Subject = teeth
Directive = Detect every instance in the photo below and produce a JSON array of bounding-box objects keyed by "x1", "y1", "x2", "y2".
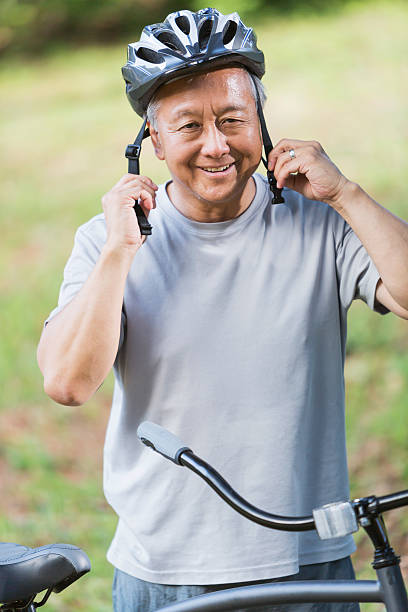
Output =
[{"x1": 203, "y1": 164, "x2": 231, "y2": 173}]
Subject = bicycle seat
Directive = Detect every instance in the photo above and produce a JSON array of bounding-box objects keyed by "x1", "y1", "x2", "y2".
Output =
[{"x1": 0, "y1": 542, "x2": 91, "y2": 604}]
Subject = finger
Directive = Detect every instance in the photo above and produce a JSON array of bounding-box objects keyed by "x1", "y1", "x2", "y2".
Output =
[
  {"x1": 273, "y1": 141, "x2": 319, "y2": 180},
  {"x1": 268, "y1": 138, "x2": 303, "y2": 158},
  {"x1": 268, "y1": 144, "x2": 298, "y2": 172},
  {"x1": 268, "y1": 139, "x2": 316, "y2": 170},
  {"x1": 273, "y1": 148, "x2": 302, "y2": 182},
  {"x1": 112, "y1": 173, "x2": 137, "y2": 189},
  {"x1": 115, "y1": 174, "x2": 159, "y2": 191},
  {"x1": 125, "y1": 174, "x2": 159, "y2": 190},
  {"x1": 122, "y1": 176, "x2": 159, "y2": 193},
  {"x1": 138, "y1": 201, "x2": 152, "y2": 224},
  {"x1": 137, "y1": 188, "x2": 156, "y2": 211},
  {"x1": 274, "y1": 158, "x2": 302, "y2": 189},
  {"x1": 120, "y1": 183, "x2": 157, "y2": 207}
]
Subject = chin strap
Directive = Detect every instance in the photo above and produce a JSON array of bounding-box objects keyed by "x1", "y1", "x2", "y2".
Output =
[
  {"x1": 125, "y1": 117, "x2": 153, "y2": 235},
  {"x1": 252, "y1": 77, "x2": 285, "y2": 205}
]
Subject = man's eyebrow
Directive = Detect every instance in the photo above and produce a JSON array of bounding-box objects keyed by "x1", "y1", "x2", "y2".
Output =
[
  {"x1": 221, "y1": 104, "x2": 249, "y2": 112},
  {"x1": 171, "y1": 110, "x2": 197, "y2": 120},
  {"x1": 171, "y1": 104, "x2": 248, "y2": 120}
]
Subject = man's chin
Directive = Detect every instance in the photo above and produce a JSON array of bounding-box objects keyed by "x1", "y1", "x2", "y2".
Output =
[
  {"x1": 168, "y1": 173, "x2": 256, "y2": 217},
  {"x1": 195, "y1": 180, "x2": 248, "y2": 206}
]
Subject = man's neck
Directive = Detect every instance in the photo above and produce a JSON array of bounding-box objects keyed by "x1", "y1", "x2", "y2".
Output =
[{"x1": 166, "y1": 177, "x2": 256, "y2": 223}]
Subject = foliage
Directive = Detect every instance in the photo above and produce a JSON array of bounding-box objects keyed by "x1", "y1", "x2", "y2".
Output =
[
  {"x1": 0, "y1": 0, "x2": 189, "y2": 55},
  {"x1": 0, "y1": 0, "x2": 387, "y2": 56}
]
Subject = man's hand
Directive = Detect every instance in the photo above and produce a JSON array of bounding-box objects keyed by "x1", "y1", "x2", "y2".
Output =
[
  {"x1": 268, "y1": 139, "x2": 349, "y2": 207},
  {"x1": 102, "y1": 174, "x2": 158, "y2": 253}
]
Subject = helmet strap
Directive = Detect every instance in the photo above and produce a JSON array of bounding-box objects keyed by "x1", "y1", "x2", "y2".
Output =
[
  {"x1": 252, "y1": 78, "x2": 285, "y2": 205},
  {"x1": 125, "y1": 117, "x2": 153, "y2": 235}
]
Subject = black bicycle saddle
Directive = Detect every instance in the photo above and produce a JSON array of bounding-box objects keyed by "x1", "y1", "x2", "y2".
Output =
[{"x1": 0, "y1": 542, "x2": 91, "y2": 604}]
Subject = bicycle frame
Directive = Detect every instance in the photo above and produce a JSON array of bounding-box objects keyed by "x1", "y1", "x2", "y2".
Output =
[{"x1": 156, "y1": 566, "x2": 406, "y2": 610}]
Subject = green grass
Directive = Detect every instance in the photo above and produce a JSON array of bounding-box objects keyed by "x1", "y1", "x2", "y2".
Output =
[{"x1": 1, "y1": 2, "x2": 408, "y2": 610}]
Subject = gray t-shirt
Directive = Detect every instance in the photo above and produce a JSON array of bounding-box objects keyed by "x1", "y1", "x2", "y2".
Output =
[{"x1": 47, "y1": 173, "x2": 386, "y2": 585}]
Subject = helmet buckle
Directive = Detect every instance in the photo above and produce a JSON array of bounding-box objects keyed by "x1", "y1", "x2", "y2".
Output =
[
  {"x1": 125, "y1": 144, "x2": 141, "y2": 160},
  {"x1": 267, "y1": 170, "x2": 285, "y2": 205}
]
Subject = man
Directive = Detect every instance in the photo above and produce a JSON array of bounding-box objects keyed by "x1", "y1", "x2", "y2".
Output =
[{"x1": 37, "y1": 8, "x2": 408, "y2": 611}]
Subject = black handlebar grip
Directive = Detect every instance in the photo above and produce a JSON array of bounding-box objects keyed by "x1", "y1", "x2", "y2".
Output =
[{"x1": 137, "y1": 422, "x2": 192, "y2": 464}]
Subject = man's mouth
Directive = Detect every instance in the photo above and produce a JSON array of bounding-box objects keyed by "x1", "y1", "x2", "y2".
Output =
[{"x1": 199, "y1": 163, "x2": 234, "y2": 174}]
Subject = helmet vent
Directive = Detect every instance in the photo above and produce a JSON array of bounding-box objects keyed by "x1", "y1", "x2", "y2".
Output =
[
  {"x1": 223, "y1": 21, "x2": 237, "y2": 45},
  {"x1": 136, "y1": 47, "x2": 163, "y2": 65},
  {"x1": 175, "y1": 15, "x2": 190, "y2": 35},
  {"x1": 198, "y1": 18, "x2": 214, "y2": 51},
  {"x1": 156, "y1": 31, "x2": 186, "y2": 54}
]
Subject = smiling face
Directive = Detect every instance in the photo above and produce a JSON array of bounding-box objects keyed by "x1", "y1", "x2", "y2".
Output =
[{"x1": 149, "y1": 67, "x2": 263, "y2": 222}]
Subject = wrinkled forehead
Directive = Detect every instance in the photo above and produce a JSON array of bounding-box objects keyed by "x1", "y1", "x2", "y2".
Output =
[{"x1": 154, "y1": 66, "x2": 255, "y2": 114}]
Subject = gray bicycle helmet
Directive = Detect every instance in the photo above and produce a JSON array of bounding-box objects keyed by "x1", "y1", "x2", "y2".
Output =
[{"x1": 122, "y1": 7, "x2": 265, "y2": 117}]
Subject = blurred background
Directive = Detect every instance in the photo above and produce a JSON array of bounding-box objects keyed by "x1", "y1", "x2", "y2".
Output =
[{"x1": 0, "y1": 0, "x2": 407, "y2": 610}]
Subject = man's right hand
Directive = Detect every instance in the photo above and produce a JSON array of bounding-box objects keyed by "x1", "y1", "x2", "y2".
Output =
[{"x1": 102, "y1": 173, "x2": 158, "y2": 253}]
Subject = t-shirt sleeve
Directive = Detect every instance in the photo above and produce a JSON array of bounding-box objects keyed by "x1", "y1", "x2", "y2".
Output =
[
  {"x1": 44, "y1": 220, "x2": 126, "y2": 349},
  {"x1": 335, "y1": 221, "x2": 389, "y2": 315}
]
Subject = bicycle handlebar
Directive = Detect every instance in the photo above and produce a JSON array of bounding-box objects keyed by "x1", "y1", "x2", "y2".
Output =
[
  {"x1": 366, "y1": 490, "x2": 408, "y2": 514},
  {"x1": 137, "y1": 421, "x2": 408, "y2": 536},
  {"x1": 137, "y1": 421, "x2": 316, "y2": 531}
]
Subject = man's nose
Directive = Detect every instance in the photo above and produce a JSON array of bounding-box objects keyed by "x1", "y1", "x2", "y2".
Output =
[{"x1": 200, "y1": 124, "x2": 230, "y2": 157}]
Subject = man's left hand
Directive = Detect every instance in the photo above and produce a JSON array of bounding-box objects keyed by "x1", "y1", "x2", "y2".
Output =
[{"x1": 268, "y1": 139, "x2": 349, "y2": 206}]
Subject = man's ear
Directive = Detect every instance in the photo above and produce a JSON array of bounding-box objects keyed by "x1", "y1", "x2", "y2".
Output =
[{"x1": 148, "y1": 122, "x2": 165, "y2": 161}]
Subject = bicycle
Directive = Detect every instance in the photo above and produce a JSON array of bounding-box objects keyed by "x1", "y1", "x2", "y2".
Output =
[
  {"x1": 0, "y1": 542, "x2": 90, "y2": 611},
  {"x1": 137, "y1": 421, "x2": 408, "y2": 612}
]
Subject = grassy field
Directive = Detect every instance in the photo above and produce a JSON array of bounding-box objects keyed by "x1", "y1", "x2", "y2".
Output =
[{"x1": 0, "y1": 1, "x2": 407, "y2": 610}]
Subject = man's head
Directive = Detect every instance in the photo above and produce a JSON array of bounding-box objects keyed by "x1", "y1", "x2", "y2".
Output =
[
  {"x1": 147, "y1": 66, "x2": 263, "y2": 215},
  {"x1": 122, "y1": 8, "x2": 284, "y2": 210}
]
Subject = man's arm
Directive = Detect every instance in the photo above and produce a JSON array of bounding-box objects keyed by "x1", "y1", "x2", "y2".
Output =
[
  {"x1": 37, "y1": 173, "x2": 158, "y2": 406},
  {"x1": 329, "y1": 181, "x2": 408, "y2": 318},
  {"x1": 268, "y1": 139, "x2": 408, "y2": 319},
  {"x1": 37, "y1": 245, "x2": 134, "y2": 405}
]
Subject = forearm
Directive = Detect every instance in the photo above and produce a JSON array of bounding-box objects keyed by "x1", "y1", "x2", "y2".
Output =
[
  {"x1": 328, "y1": 181, "x2": 408, "y2": 310},
  {"x1": 38, "y1": 245, "x2": 134, "y2": 405}
]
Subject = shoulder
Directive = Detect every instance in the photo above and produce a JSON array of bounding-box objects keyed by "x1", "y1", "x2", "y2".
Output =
[
  {"x1": 71, "y1": 213, "x2": 107, "y2": 258},
  {"x1": 76, "y1": 212, "x2": 106, "y2": 236},
  {"x1": 256, "y1": 176, "x2": 347, "y2": 243}
]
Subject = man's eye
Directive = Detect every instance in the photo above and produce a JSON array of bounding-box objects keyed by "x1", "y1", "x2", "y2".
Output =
[{"x1": 181, "y1": 122, "x2": 199, "y2": 130}]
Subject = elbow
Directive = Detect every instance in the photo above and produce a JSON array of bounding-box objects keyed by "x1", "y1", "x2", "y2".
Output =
[
  {"x1": 43, "y1": 376, "x2": 91, "y2": 406},
  {"x1": 38, "y1": 341, "x2": 101, "y2": 406}
]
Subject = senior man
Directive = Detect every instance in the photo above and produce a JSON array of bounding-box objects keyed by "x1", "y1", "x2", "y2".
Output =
[{"x1": 37, "y1": 8, "x2": 408, "y2": 612}]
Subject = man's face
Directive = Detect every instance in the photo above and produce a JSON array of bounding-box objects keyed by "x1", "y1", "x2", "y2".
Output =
[{"x1": 150, "y1": 67, "x2": 262, "y2": 216}]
